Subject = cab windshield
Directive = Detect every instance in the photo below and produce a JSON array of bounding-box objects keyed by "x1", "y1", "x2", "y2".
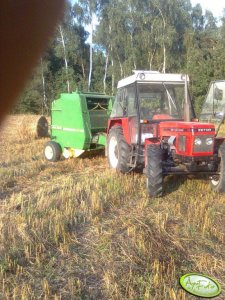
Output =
[{"x1": 138, "y1": 83, "x2": 193, "y2": 120}]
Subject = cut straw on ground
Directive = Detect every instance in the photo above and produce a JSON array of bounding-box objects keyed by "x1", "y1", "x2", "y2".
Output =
[{"x1": 0, "y1": 115, "x2": 224, "y2": 299}]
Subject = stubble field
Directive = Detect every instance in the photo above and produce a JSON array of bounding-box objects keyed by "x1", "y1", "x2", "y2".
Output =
[{"x1": 0, "y1": 115, "x2": 224, "y2": 299}]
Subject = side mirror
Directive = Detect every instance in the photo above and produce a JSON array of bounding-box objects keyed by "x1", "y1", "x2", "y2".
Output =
[{"x1": 214, "y1": 87, "x2": 223, "y2": 101}]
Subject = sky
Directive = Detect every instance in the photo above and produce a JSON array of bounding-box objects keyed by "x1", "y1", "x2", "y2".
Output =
[
  {"x1": 71, "y1": 0, "x2": 225, "y2": 19},
  {"x1": 71, "y1": 0, "x2": 224, "y2": 43},
  {"x1": 190, "y1": 0, "x2": 224, "y2": 18}
]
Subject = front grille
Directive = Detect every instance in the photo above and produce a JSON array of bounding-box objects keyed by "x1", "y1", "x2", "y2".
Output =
[
  {"x1": 178, "y1": 135, "x2": 186, "y2": 152},
  {"x1": 193, "y1": 135, "x2": 214, "y2": 153}
]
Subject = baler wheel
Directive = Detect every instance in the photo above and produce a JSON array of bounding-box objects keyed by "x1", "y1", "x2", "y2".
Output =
[
  {"x1": 107, "y1": 126, "x2": 132, "y2": 173},
  {"x1": 44, "y1": 141, "x2": 62, "y2": 162},
  {"x1": 210, "y1": 143, "x2": 225, "y2": 193},
  {"x1": 146, "y1": 144, "x2": 163, "y2": 197}
]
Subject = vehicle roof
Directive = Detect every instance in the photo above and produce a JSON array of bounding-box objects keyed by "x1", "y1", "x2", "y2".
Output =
[
  {"x1": 117, "y1": 70, "x2": 189, "y2": 88},
  {"x1": 211, "y1": 80, "x2": 225, "y2": 83}
]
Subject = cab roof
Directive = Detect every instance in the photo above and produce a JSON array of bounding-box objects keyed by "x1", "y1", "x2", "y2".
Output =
[{"x1": 117, "y1": 70, "x2": 189, "y2": 88}]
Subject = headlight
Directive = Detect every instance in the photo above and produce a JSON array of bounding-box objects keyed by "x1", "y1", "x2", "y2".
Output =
[
  {"x1": 193, "y1": 135, "x2": 214, "y2": 153},
  {"x1": 206, "y1": 137, "x2": 213, "y2": 145},
  {"x1": 194, "y1": 138, "x2": 202, "y2": 146}
]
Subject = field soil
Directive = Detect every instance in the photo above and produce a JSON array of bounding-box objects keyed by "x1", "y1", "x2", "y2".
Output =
[{"x1": 0, "y1": 115, "x2": 224, "y2": 299}]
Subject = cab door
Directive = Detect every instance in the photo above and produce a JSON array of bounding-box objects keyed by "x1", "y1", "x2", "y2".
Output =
[{"x1": 125, "y1": 84, "x2": 139, "y2": 144}]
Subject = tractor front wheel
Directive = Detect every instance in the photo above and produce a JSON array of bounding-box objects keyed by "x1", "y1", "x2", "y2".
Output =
[
  {"x1": 210, "y1": 143, "x2": 225, "y2": 193},
  {"x1": 146, "y1": 144, "x2": 163, "y2": 197},
  {"x1": 107, "y1": 126, "x2": 132, "y2": 173},
  {"x1": 44, "y1": 141, "x2": 62, "y2": 162}
]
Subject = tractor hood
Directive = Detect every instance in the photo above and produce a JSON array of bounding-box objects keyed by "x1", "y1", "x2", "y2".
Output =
[
  {"x1": 159, "y1": 121, "x2": 215, "y2": 135},
  {"x1": 159, "y1": 121, "x2": 216, "y2": 156}
]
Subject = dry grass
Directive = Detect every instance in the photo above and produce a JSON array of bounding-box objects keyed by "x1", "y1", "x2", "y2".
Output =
[{"x1": 0, "y1": 115, "x2": 224, "y2": 299}]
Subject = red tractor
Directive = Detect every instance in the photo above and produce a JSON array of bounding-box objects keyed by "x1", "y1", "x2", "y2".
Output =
[{"x1": 106, "y1": 71, "x2": 225, "y2": 197}]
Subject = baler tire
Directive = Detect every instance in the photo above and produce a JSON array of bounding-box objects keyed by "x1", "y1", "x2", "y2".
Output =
[
  {"x1": 107, "y1": 126, "x2": 132, "y2": 173},
  {"x1": 210, "y1": 143, "x2": 225, "y2": 193},
  {"x1": 146, "y1": 144, "x2": 163, "y2": 197},
  {"x1": 44, "y1": 141, "x2": 62, "y2": 162}
]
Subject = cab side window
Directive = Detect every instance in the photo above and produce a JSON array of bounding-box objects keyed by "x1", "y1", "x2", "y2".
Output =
[
  {"x1": 111, "y1": 85, "x2": 137, "y2": 118},
  {"x1": 111, "y1": 88, "x2": 125, "y2": 117},
  {"x1": 126, "y1": 85, "x2": 137, "y2": 116}
]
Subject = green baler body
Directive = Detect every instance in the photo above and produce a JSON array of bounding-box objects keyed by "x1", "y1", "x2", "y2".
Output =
[{"x1": 51, "y1": 92, "x2": 113, "y2": 151}]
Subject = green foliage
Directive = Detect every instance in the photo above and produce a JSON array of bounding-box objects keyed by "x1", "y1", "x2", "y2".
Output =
[{"x1": 15, "y1": 0, "x2": 225, "y2": 115}]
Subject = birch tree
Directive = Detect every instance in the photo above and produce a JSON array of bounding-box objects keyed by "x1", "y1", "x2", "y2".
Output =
[
  {"x1": 40, "y1": 58, "x2": 48, "y2": 115},
  {"x1": 74, "y1": 0, "x2": 99, "y2": 91},
  {"x1": 59, "y1": 25, "x2": 70, "y2": 93}
]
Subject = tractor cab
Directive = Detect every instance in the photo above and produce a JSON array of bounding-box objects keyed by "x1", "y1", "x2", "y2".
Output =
[
  {"x1": 109, "y1": 71, "x2": 195, "y2": 145},
  {"x1": 107, "y1": 71, "x2": 225, "y2": 197},
  {"x1": 200, "y1": 80, "x2": 225, "y2": 136},
  {"x1": 112, "y1": 72, "x2": 194, "y2": 121}
]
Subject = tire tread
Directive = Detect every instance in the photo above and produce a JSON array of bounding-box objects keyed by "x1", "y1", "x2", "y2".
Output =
[
  {"x1": 107, "y1": 126, "x2": 132, "y2": 173},
  {"x1": 210, "y1": 142, "x2": 225, "y2": 193},
  {"x1": 146, "y1": 144, "x2": 163, "y2": 197},
  {"x1": 44, "y1": 141, "x2": 61, "y2": 162}
]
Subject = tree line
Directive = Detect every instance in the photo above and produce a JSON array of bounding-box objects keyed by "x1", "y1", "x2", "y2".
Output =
[{"x1": 14, "y1": 0, "x2": 225, "y2": 115}]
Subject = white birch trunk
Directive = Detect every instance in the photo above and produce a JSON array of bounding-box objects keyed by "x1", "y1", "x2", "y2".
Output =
[
  {"x1": 103, "y1": 52, "x2": 109, "y2": 93},
  {"x1": 163, "y1": 44, "x2": 166, "y2": 73},
  {"x1": 116, "y1": 52, "x2": 123, "y2": 77},
  {"x1": 148, "y1": 52, "x2": 152, "y2": 71},
  {"x1": 128, "y1": 0, "x2": 136, "y2": 69},
  {"x1": 153, "y1": 5, "x2": 166, "y2": 73},
  {"x1": 59, "y1": 25, "x2": 70, "y2": 93},
  {"x1": 88, "y1": 13, "x2": 94, "y2": 91},
  {"x1": 108, "y1": 25, "x2": 114, "y2": 94},
  {"x1": 40, "y1": 58, "x2": 48, "y2": 115},
  {"x1": 81, "y1": 60, "x2": 85, "y2": 79},
  {"x1": 130, "y1": 33, "x2": 136, "y2": 70},
  {"x1": 111, "y1": 55, "x2": 114, "y2": 94},
  {"x1": 150, "y1": 47, "x2": 157, "y2": 70}
]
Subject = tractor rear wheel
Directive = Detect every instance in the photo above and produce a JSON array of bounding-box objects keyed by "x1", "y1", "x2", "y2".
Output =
[
  {"x1": 146, "y1": 144, "x2": 163, "y2": 197},
  {"x1": 107, "y1": 126, "x2": 132, "y2": 173},
  {"x1": 210, "y1": 143, "x2": 225, "y2": 193},
  {"x1": 44, "y1": 141, "x2": 62, "y2": 162}
]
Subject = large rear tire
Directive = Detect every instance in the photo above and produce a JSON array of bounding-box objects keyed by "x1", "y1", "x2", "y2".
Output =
[
  {"x1": 44, "y1": 141, "x2": 62, "y2": 162},
  {"x1": 210, "y1": 143, "x2": 225, "y2": 193},
  {"x1": 146, "y1": 144, "x2": 163, "y2": 197},
  {"x1": 107, "y1": 126, "x2": 132, "y2": 173}
]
